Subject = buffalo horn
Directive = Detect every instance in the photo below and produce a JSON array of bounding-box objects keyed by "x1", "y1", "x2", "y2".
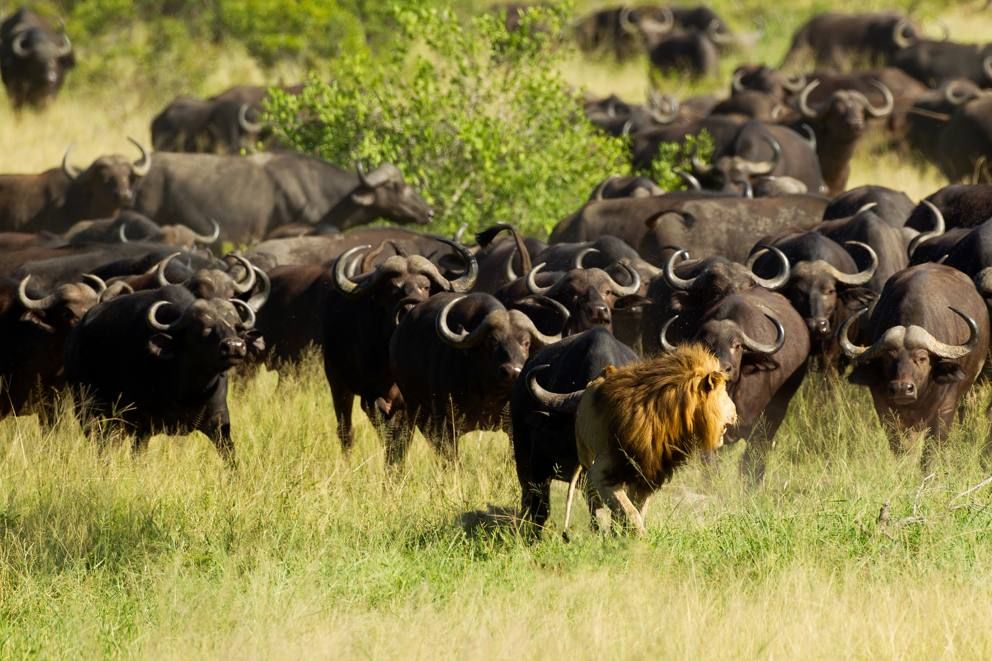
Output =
[
  {"x1": 435, "y1": 237, "x2": 478, "y2": 293},
  {"x1": 664, "y1": 249, "x2": 699, "y2": 290},
  {"x1": 740, "y1": 308, "x2": 786, "y2": 354},
  {"x1": 797, "y1": 80, "x2": 822, "y2": 119},
  {"x1": 515, "y1": 311, "x2": 564, "y2": 347},
  {"x1": 731, "y1": 69, "x2": 747, "y2": 93},
  {"x1": 56, "y1": 31, "x2": 72, "y2": 57},
  {"x1": 830, "y1": 241, "x2": 877, "y2": 285},
  {"x1": 574, "y1": 247, "x2": 597, "y2": 269},
  {"x1": 984, "y1": 56, "x2": 992, "y2": 84},
  {"x1": 17, "y1": 275, "x2": 57, "y2": 311},
  {"x1": 527, "y1": 364, "x2": 585, "y2": 412},
  {"x1": 606, "y1": 260, "x2": 642, "y2": 296},
  {"x1": 837, "y1": 307, "x2": 870, "y2": 359},
  {"x1": 783, "y1": 73, "x2": 807, "y2": 93},
  {"x1": 526, "y1": 263, "x2": 556, "y2": 296},
  {"x1": 128, "y1": 137, "x2": 152, "y2": 177},
  {"x1": 674, "y1": 168, "x2": 702, "y2": 191},
  {"x1": 743, "y1": 134, "x2": 781, "y2": 175},
  {"x1": 945, "y1": 80, "x2": 973, "y2": 105},
  {"x1": 332, "y1": 244, "x2": 372, "y2": 295},
  {"x1": 922, "y1": 307, "x2": 980, "y2": 359},
  {"x1": 61, "y1": 145, "x2": 81, "y2": 181},
  {"x1": 238, "y1": 104, "x2": 264, "y2": 133},
  {"x1": 593, "y1": 175, "x2": 618, "y2": 201},
  {"x1": 246, "y1": 267, "x2": 270, "y2": 312},
  {"x1": 156, "y1": 252, "x2": 184, "y2": 287},
  {"x1": 118, "y1": 221, "x2": 131, "y2": 243},
  {"x1": 193, "y1": 219, "x2": 221, "y2": 244},
  {"x1": 146, "y1": 301, "x2": 177, "y2": 332},
  {"x1": 864, "y1": 80, "x2": 895, "y2": 118},
  {"x1": 646, "y1": 91, "x2": 680, "y2": 124},
  {"x1": 892, "y1": 17, "x2": 915, "y2": 49},
  {"x1": 435, "y1": 296, "x2": 484, "y2": 348},
  {"x1": 618, "y1": 7, "x2": 638, "y2": 35},
  {"x1": 746, "y1": 245, "x2": 791, "y2": 290},
  {"x1": 11, "y1": 31, "x2": 30, "y2": 58},
  {"x1": 707, "y1": 18, "x2": 734, "y2": 45},
  {"x1": 659, "y1": 314, "x2": 679, "y2": 352},
  {"x1": 227, "y1": 254, "x2": 257, "y2": 294},
  {"x1": 81, "y1": 273, "x2": 107, "y2": 294},
  {"x1": 907, "y1": 200, "x2": 946, "y2": 258},
  {"x1": 799, "y1": 123, "x2": 817, "y2": 151}
]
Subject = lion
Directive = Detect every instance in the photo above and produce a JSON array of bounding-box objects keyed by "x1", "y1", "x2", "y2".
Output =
[{"x1": 562, "y1": 343, "x2": 737, "y2": 536}]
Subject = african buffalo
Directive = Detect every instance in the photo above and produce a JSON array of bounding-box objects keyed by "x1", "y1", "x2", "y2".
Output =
[
  {"x1": 782, "y1": 12, "x2": 920, "y2": 70},
  {"x1": 905, "y1": 185, "x2": 992, "y2": 232},
  {"x1": 0, "y1": 139, "x2": 151, "y2": 234},
  {"x1": 132, "y1": 154, "x2": 432, "y2": 243},
  {"x1": 0, "y1": 8, "x2": 73, "y2": 109},
  {"x1": 840, "y1": 264, "x2": 989, "y2": 465},
  {"x1": 823, "y1": 185, "x2": 916, "y2": 228},
  {"x1": 891, "y1": 40, "x2": 992, "y2": 88}
]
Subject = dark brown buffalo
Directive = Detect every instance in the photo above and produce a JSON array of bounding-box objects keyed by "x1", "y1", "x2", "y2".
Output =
[
  {"x1": 471, "y1": 223, "x2": 545, "y2": 294},
  {"x1": 387, "y1": 292, "x2": 561, "y2": 463},
  {"x1": 0, "y1": 139, "x2": 151, "y2": 234},
  {"x1": 782, "y1": 12, "x2": 921, "y2": 70},
  {"x1": 639, "y1": 247, "x2": 791, "y2": 356},
  {"x1": 934, "y1": 95, "x2": 992, "y2": 184},
  {"x1": 802, "y1": 68, "x2": 928, "y2": 137},
  {"x1": 905, "y1": 185, "x2": 992, "y2": 232},
  {"x1": 751, "y1": 232, "x2": 878, "y2": 363},
  {"x1": 646, "y1": 30, "x2": 720, "y2": 80},
  {"x1": 823, "y1": 185, "x2": 916, "y2": 229},
  {"x1": 0, "y1": 273, "x2": 112, "y2": 418},
  {"x1": 730, "y1": 65, "x2": 808, "y2": 100},
  {"x1": 0, "y1": 8, "x2": 74, "y2": 110},
  {"x1": 840, "y1": 264, "x2": 989, "y2": 465},
  {"x1": 321, "y1": 243, "x2": 477, "y2": 451},
  {"x1": 588, "y1": 175, "x2": 664, "y2": 200},
  {"x1": 905, "y1": 80, "x2": 982, "y2": 165},
  {"x1": 67, "y1": 212, "x2": 221, "y2": 249},
  {"x1": 794, "y1": 79, "x2": 895, "y2": 194},
  {"x1": 511, "y1": 328, "x2": 639, "y2": 531},
  {"x1": 892, "y1": 40, "x2": 992, "y2": 89},
  {"x1": 65, "y1": 286, "x2": 262, "y2": 462},
  {"x1": 932, "y1": 220, "x2": 992, "y2": 304},
  {"x1": 660, "y1": 287, "x2": 810, "y2": 482},
  {"x1": 550, "y1": 193, "x2": 828, "y2": 266}
]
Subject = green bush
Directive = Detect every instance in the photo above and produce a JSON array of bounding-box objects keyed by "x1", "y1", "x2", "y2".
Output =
[{"x1": 267, "y1": 4, "x2": 638, "y2": 238}]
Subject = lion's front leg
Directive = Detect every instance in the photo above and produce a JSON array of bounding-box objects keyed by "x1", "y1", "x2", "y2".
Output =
[{"x1": 587, "y1": 459, "x2": 646, "y2": 535}]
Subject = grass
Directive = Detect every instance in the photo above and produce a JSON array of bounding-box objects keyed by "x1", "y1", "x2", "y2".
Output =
[{"x1": 4, "y1": 0, "x2": 992, "y2": 657}]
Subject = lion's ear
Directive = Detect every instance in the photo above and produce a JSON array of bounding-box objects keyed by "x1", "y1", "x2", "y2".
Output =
[
  {"x1": 599, "y1": 365, "x2": 618, "y2": 379},
  {"x1": 701, "y1": 371, "x2": 724, "y2": 393}
]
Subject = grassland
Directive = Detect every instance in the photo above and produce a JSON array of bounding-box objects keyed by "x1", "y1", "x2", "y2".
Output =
[{"x1": 4, "y1": 1, "x2": 992, "y2": 658}]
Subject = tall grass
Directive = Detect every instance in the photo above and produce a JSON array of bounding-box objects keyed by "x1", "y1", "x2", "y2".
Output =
[{"x1": 3, "y1": 1, "x2": 992, "y2": 657}]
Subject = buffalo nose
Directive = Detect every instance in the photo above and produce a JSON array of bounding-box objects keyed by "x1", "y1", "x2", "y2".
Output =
[
  {"x1": 806, "y1": 318, "x2": 830, "y2": 336},
  {"x1": 221, "y1": 338, "x2": 247, "y2": 358},
  {"x1": 498, "y1": 364, "x2": 522, "y2": 382},
  {"x1": 887, "y1": 381, "x2": 916, "y2": 399},
  {"x1": 589, "y1": 303, "x2": 611, "y2": 324}
]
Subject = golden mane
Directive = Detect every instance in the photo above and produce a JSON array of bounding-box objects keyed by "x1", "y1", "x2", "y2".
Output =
[{"x1": 592, "y1": 343, "x2": 731, "y2": 485}]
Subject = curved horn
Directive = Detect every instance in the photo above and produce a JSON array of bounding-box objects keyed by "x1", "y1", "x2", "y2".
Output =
[
  {"x1": 707, "y1": 18, "x2": 734, "y2": 45},
  {"x1": 524, "y1": 295, "x2": 571, "y2": 338},
  {"x1": 128, "y1": 137, "x2": 151, "y2": 177},
  {"x1": 435, "y1": 237, "x2": 478, "y2": 293},
  {"x1": 118, "y1": 220, "x2": 130, "y2": 243},
  {"x1": 192, "y1": 219, "x2": 221, "y2": 244},
  {"x1": 618, "y1": 7, "x2": 638, "y2": 35},
  {"x1": 527, "y1": 364, "x2": 585, "y2": 412},
  {"x1": 229, "y1": 298, "x2": 257, "y2": 330},
  {"x1": 664, "y1": 249, "x2": 700, "y2": 291},
  {"x1": 61, "y1": 145, "x2": 80, "y2": 181},
  {"x1": 742, "y1": 179, "x2": 754, "y2": 199},
  {"x1": 740, "y1": 308, "x2": 786, "y2": 354},
  {"x1": 356, "y1": 163, "x2": 371, "y2": 187},
  {"x1": 227, "y1": 254, "x2": 257, "y2": 295},
  {"x1": 838, "y1": 307, "x2": 872, "y2": 359},
  {"x1": 742, "y1": 134, "x2": 781, "y2": 176},
  {"x1": 238, "y1": 104, "x2": 264, "y2": 133},
  {"x1": 332, "y1": 244, "x2": 372, "y2": 295},
  {"x1": 526, "y1": 263, "x2": 556, "y2": 295},
  {"x1": 592, "y1": 176, "x2": 617, "y2": 201},
  {"x1": 17, "y1": 275, "x2": 57, "y2": 311},
  {"x1": 691, "y1": 145, "x2": 714, "y2": 176},
  {"x1": 146, "y1": 301, "x2": 178, "y2": 332},
  {"x1": 515, "y1": 311, "x2": 565, "y2": 347},
  {"x1": 606, "y1": 260, "x2": 642, "y2": 296},
  {"x1": 945, "y1": 80, "x2": 973, "y2": 105},
  {"x1": 892, "y1": 17, "x2": 916, "y2": 50},
  {"x1": 81, "y1": 273, "x2": 107, "y2": 294},
  {"x1": 435, "y1": 296, "x2": 486, "y2": 348},
  {"x1": 797, "y1": 80, "x2": 822, "y2": 119},
  {"x1": 731, "y1": 69, "x2": 747, "y2": 93},
  {"x1": 907, "y1": 200, "x2": 946, "y2": 258},
  {"x1": 918, "y1": 307, "x2": 980, "y2": 359},
  {"x1": 827, "y1": 241, "x2": 877, "y2": 285},
  {"x1": 674, "y1": 168, "x2": 702, "y2": 191},
  {"x1": 647, "y1": 93, "x2": 680, "y2": 124},
  {"x1": 246, "y1": 267, "x2": 270, "y2": 312},
  {"x1": 659, "y1": 314, "x2": 679, "y2": 352},
  {"x1": 783, "y1": 73, "x2": 807, "y2": 93},
  {"x1": 156, "y1": 252, "x2": 184, "y2": 288},
  {"x1": 856, "y1": 202, "x2": 878, "y2": 216},
  {"x1": 864, "y1": 80, "x2": 895, "y2": 118},
  {"x1": 574, "y1": 247, "x2": 598, "y2": 269},
  {"x1": 984, "y1": 56, "x2": 992, "y2": 85},
  {"x1": 747, "y1": 246, "x2": 791, "y2": 290},
  {"x1": 799, "y1": 123, "x2": 817, "y2": 152},
  {"x1": 11, "y1": 31, "x2": 30, "y2": 58}
]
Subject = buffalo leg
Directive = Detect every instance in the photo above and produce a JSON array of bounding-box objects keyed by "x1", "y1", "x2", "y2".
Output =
[
  {"x1": 519, "y1": 479, "x2": 552, "y2": 533},
  {"x1": 741, "y1": 363, "x2": 808, "y2": 485},
  {"x1": 384, "y1": 413, "x2": 416, "y2": 467},
  {"x1": 329, "y1": 384, "x2": 356, "y2": 452}
]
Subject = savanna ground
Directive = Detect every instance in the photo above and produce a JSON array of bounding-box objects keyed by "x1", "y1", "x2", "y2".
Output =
[{"x1": 4, "y1": 0, "x2": 992, "y2": 657}]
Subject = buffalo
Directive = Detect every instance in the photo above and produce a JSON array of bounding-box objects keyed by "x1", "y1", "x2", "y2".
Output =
[
  {"x1": 782, "y1": 12, "x2": 920, "y2": 70},
  {"x1": 0, "y1": 8, "x2": 74, "y2": 109}
]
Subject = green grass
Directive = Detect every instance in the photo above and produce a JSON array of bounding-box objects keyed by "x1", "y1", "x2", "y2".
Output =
[{"x1": 3, "y1": 355, "x2": 992, "y2": 657}]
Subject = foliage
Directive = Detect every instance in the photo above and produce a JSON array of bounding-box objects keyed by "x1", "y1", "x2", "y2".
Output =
[
  {"x1": 650, "y1": 131, "x2": 714, "y2": 192},
  {"x1": 267, "y1": 3, "x2": 635, "y2": 238}
]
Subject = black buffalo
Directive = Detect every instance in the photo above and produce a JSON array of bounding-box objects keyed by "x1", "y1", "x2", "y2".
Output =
[
  {"x1": 0, "y1": 8, "x2": 74, "y2": 109},
  {"x1": 782, "y1": 12, "x2": 920, "y2": 70}
]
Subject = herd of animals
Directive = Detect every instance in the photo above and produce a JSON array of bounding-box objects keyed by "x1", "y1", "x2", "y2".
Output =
[{"x1": 4, "y1": 4, "x2": 992, "y2": 534}]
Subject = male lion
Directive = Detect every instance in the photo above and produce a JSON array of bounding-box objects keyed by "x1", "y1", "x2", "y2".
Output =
[{"x1": 557, "y1": 343, "x2": 736, "y2": 536}]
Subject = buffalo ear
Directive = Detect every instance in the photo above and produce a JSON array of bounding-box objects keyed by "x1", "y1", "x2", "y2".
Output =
[
  {"x1": 245, "y1": 330, "x2": 266, "y2": 354},
  {"x1": 350, "y1": 188, "x2": 376, "y2": 207},
  {"x1": 19, "y1": 310, "x2": 55, "y2": 334},
  {"x1": 847, "y1": 363, "x2": 877, "y2": 386},
  {"x1": 840, "y1": 287, "x2": 877, "y2": 310},
  {"x1": 933, "y1": 359, "x2": 966, "y2": 384},
  {"x1": 147, "y1": 333, "x2": 175, "y2": 359}
]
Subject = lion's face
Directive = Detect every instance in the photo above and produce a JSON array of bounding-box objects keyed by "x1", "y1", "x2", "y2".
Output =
[{"x1": 698, "y1": 371, "x2": 738, "y2": 450}]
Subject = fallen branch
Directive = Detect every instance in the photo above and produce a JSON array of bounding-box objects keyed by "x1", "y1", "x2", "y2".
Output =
[{"x1": 949, "y1": 475, "x2": 992, "y2": 509}]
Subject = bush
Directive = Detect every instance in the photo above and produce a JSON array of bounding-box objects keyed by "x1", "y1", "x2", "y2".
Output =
[{"x1": 266, "y1": 3, "x2": 637, "y2": 238}]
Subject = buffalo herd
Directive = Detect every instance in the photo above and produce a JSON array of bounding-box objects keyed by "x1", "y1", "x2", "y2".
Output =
[{"x1": 4, "y1": 4, "x2": 992, "y2": 534}]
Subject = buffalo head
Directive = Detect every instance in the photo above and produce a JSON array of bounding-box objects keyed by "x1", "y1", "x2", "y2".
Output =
[
  {"x1": 16, "y1": 273, "x2": 124, "y2": 333},
  {"x1": 145, "y1": 295, "x2": 261, "y2": 369},
  {"x1": 840, "y1": 306, "x2": 979, "y2": 406},
  {"x1": 351, "y1": 164, "x2": 434, "y2": 225},
  {"x1": 61, "y1": 138, "x2": 151, "y2": 216},
  {"x1": 798, "y1": 80, "x2": 894, "y2": 137}
]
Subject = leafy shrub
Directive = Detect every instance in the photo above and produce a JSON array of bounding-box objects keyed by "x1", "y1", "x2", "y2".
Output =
[{"x1": 267, "y1": 3, "x2": 637, "y2": 238}]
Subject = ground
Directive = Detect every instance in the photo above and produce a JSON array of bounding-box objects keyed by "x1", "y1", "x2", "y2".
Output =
[{"x1": 3, "y1": 1, "x2": 992, "y2": 658}]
